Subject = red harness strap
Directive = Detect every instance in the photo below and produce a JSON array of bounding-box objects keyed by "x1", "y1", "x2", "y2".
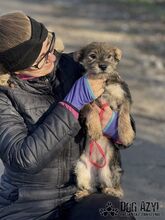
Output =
[
  {"x1": 89, "y1": 103, "x2": 109, "y2": 168},
  {"x1": 98, "y1": 103, "x2": 109, "y2": 120},
  {"x1": 89, "y1": 140, "x2": 107, "y2": 168}
]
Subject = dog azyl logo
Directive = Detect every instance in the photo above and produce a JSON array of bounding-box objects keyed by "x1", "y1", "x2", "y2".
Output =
[
  {"x1": 99, "y1": 202, "x2": 119, "y2": 217},
  {"x1": 99, "y1": 200, "x2": 160, "y2": 217}
]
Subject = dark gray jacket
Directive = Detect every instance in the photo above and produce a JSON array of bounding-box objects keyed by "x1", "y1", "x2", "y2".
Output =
[
  {"x1": 0, "y1": 54, "x2": 86, "y2": 220},
  {"x1": 0, "y1": 53, "x2": 134, "y2": 220}
]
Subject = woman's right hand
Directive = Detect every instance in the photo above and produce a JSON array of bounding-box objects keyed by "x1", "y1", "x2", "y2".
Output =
[
  {"x1": 87, "y1": 74, "x2": 105, "y2": 98},
  {"x1": 63, "y1": 74, "x2": 105, "y2": 111}
]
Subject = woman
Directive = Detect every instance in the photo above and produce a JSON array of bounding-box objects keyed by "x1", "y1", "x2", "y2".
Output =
[{"x1": 0, "y1": 12, "x2": 135, "y2": 220}]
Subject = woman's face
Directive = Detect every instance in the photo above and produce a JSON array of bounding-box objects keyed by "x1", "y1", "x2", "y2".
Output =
[{"x1": 15, "y1": 34, "x2": 56, "y2": 77}]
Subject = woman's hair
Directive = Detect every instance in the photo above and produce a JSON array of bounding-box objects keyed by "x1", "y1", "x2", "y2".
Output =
[{"x1": 0, "y1": 11, "x2": 31, "y2": 86}]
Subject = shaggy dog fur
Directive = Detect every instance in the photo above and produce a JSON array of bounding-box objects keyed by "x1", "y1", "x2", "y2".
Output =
[{"x1": 74, "y1": 42, "x2": 135, "y2": 200}]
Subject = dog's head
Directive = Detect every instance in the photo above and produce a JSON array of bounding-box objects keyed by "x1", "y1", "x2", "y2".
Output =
[{"x1": 74, "y1": 42, "x2": 122, "y2": 79}]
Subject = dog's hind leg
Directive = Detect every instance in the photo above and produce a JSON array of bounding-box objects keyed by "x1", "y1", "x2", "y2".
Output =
[
  {"x1": 75, "y1": 155, "x2": 97, "y2": 200},
  {"x1": 111, "y1": 165, "x2": 124, "y2": 198},
  {"x1": 99, "y1": 156, "x2": 123, "y2": 198},
  {"x1": 98, "y1": 163, "x2": 117, "y2": 196}
]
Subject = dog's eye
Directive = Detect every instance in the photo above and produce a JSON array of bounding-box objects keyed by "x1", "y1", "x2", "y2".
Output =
[{"x1": 89, "y1": 54, "x2": 97, "y2": 59}]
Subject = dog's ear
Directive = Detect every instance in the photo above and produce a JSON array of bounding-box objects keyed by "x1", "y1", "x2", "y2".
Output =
[
  {"x1": 73, "y1": 49, "x2": 85, "y2": 63},
  {"x1": 114, "y1": 48, "x2": 122, "y2": 62}
]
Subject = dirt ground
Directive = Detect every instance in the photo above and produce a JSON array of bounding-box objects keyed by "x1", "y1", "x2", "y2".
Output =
[{"x1": 0, "y1": 0, "x2": 165, "y2": 219}]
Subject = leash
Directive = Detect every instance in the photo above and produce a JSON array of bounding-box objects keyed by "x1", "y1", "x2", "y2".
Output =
[
  {"x1": 89, "y1": 141, "x2": 106, "y2": 168},
  {"x1": 89, "y1": 103, "x2": 109, "y2": 168}
]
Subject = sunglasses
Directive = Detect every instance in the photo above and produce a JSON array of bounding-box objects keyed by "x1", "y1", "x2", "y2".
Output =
[{"x1": 31, "y1": 32, "x2": 56, "y2": 69}]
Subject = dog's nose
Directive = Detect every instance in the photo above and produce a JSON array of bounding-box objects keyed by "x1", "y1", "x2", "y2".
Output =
[{"x1": 99, "y1": 64, "x2": 107, "y2": 71}]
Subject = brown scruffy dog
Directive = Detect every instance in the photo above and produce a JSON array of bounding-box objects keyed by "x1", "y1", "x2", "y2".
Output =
[{"x1": 73, "y1": 42, "x2": 135, "y2": 200}]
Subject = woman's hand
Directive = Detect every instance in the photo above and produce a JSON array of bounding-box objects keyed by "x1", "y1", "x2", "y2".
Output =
[{"x1": 87, "y1": 74, "x2": 105, "y2": 99}]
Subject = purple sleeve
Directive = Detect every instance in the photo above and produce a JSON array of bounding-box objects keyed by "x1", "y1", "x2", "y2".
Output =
[
  {"x1": 63, "y1": 75, "x2": 96, "y2": 111},
  {"x1": 103, "y1": 111, "x2": 119, "y2": 141}
]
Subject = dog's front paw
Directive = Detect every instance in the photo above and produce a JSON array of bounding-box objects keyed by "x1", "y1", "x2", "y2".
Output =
[
  {"x1": 119, "y1": 124, "x2": 135, "y2": 146},
  {"x1": 86, "y1": 110, "x2": 103, "y2": 140},
  {"x1": 118, "y1": 113, "x2": 135, "y2": 146},
  {"x1": 88, "y1": 127, "x2": 102, "y2": 140}
]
